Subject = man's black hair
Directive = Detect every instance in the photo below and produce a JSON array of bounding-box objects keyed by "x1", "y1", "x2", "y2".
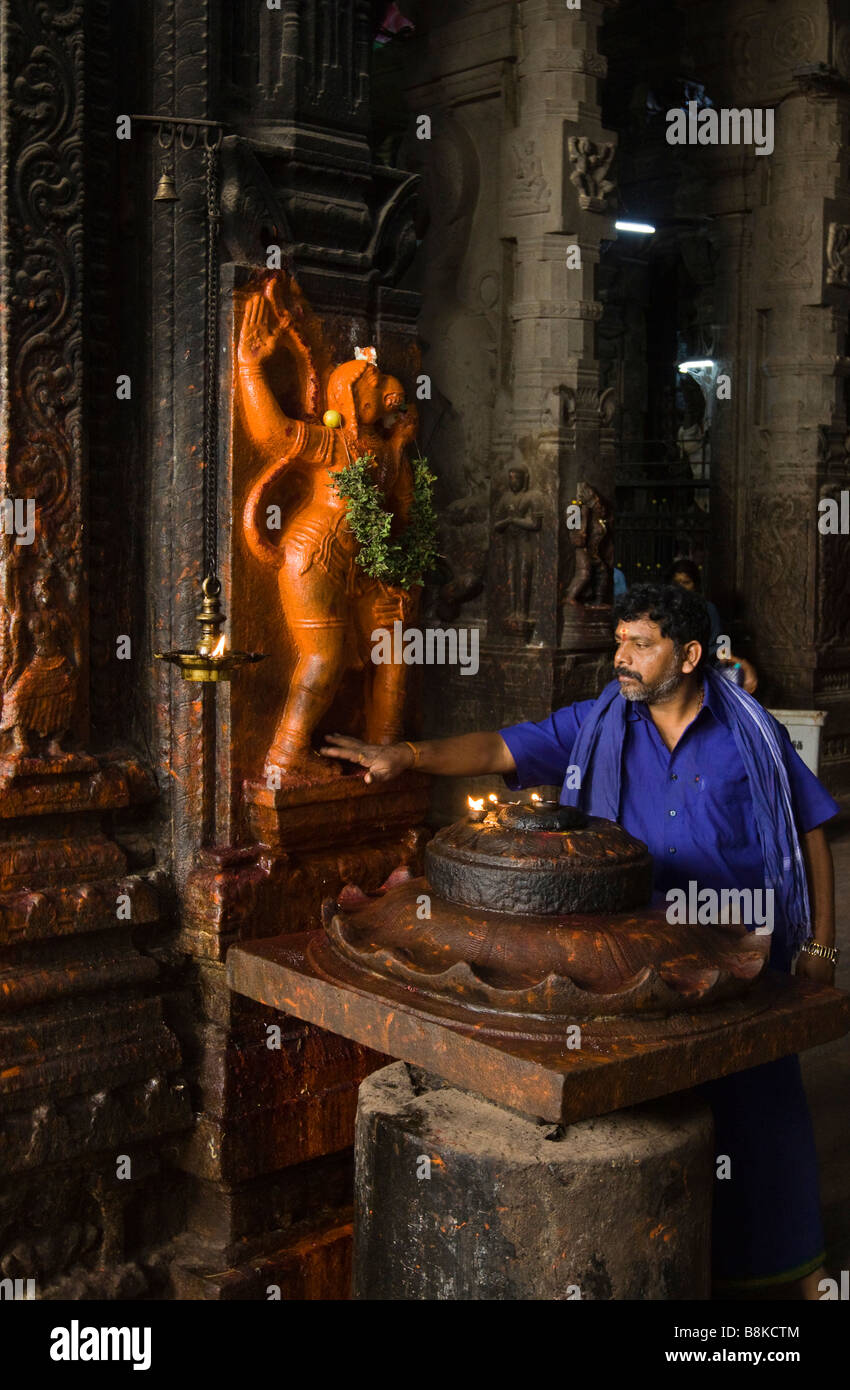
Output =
[{"x1": 613, "y1": 582, "x2": 712, "y2": 672}]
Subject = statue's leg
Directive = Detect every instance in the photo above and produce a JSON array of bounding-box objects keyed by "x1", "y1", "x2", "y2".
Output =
[
  {"x1": 359, "y1": 583, "x2": 411, "y2": 745},
  {"x1": 566, "y1": 552, "x2": 590, "y2": 605},
  {"x1": 505, "y1": 544, "x2": 516, "y2": 615},
  {"x1": 520, "y1": 552, "x2": 533, "y2": 617},
  {"x1": 266, "y1": 559, "x2": 347, "y2": 778}
]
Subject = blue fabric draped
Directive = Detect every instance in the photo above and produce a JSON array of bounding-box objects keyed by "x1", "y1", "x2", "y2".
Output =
[{"x1": 560, "y1": 666, "x2": 812, "y2": 952}]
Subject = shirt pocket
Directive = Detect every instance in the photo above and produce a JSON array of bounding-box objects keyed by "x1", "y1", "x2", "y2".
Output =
[{"x1": 699, "y1": 773, "x2": 754, "y2": 850}]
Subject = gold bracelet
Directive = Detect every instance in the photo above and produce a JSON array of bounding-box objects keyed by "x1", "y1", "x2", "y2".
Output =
[
  {"x1": 800, "y1": 939, "x2": 840, "y2": 965},
  {"x1": 403, "y1": 740, "x2": 421, "y2": 768}
]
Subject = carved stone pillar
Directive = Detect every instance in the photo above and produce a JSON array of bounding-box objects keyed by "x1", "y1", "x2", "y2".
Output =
[
  {"x1": 728, "y1": 15, "x2": 850, "y2": 801},
  {"x1": 0, "y1": 0, "x2": 190, "y2": 1297},
  {"x1": 407, "y1": 0, "x2": 617, "y2": 821}
]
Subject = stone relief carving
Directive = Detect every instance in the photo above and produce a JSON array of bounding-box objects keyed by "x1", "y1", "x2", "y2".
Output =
[
  {"x1": 565, "y1": 481, "x2": 614, "y2": 609},
  {"x1": 768, "y1": 214, "x2": 814, "y2": 284},
  {"x1": 568, "y1": 136, "x2": 616, "y2": 213},
  {"x1": 1, "y1": 0, "x2": 86, "y2": 768},
  {"x1": 826, "y1": 223, "x2": 850, "y2": 287},
  {"x1": 506, "y1": 138, "x2": 550, "y2": 216},
  {"x1": 0, "y1": 567, "x2": 77, "y2": 765},
  {"x1": 493, "y1": 465, "x2": 544, "y2": 639},
  {"x1": 747, "y1": 490, "x2": 810, "y2": 651},
  {"x1": 562, "y1": 384, "x2": 617, "y2": 429},
  {"x1": 433, "y1": 491, "x2": 489, "y2": 624},
  {"x1": 238, "y1": 274, "x2": 420, "y2": 782},
  {"x1": 771, "y1": 12, "x2": 817, "y2": 68},
  {"x1": 220, "y1": 136, "x2": 293, "y2": 264},
  {"x1": 559, "y1": 50, "x2": 607, "y2": 79},
  {"x1": 817, "y1": 425, "x2": 850, "y2": 470}
]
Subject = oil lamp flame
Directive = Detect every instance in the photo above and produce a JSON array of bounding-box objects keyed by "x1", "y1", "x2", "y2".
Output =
[
  {"x1": 211, "y1": 634, "x2": 227, "y2": 659},
  {"x1": 488, "y1": 794, "x2": 498, "y2": 803},
  {"x1": 531, "y1": 793, "x2": 542, "y2": 802},
  {"x1": 467, "y1": 797, "x2": 485, "y2": 812}
]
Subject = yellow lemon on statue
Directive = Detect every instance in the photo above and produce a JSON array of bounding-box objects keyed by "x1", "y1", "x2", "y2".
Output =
[{"x1": 323, "y1": 409, "x2": 342, "y2": 428}]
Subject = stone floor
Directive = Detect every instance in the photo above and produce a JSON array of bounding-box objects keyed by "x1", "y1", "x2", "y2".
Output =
[{"x1": 801, "y1": 824, "x2": 850, "y2": 1274}]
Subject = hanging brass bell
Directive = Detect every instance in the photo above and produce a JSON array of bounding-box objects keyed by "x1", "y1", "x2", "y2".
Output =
[{"x1": 154, "y1": 167, "x2": 178, "y2": 203}]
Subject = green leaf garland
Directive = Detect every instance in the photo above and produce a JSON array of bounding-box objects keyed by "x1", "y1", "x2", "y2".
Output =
[{"x1": 329, "y1": 452, "x2": 439, "y2": 590}]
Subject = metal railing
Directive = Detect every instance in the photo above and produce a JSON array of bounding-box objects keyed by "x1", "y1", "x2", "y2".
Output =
[{"x1": 614, "y1": 439, "x2": 713, "y2": 588}]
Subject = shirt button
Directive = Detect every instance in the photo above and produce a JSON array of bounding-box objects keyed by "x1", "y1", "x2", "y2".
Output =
[
  {"x1": 671, "y1": 773, "x2": 678, "y2": 781},
  {"x1": 668, "y1": 847, "x2": 676, "y2": 854},
  {"x1": 669, "y1": 809, "x2": 676, "y2": 817},
  {"x1": 694, "y1": 775, "x2": 700, "y2": 782}
]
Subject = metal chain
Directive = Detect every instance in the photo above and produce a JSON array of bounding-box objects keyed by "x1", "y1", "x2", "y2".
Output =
[{"x1": 202, "y1": 140, "x2": 221, "y2": 583}]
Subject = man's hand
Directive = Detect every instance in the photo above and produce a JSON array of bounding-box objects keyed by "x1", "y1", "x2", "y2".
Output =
[
  {"x1": 795, "y1": 951, "x2": 836, "y2": 986},
  {"x1": 321, "y1": 728, "x2": 515, "y2": 780},
  {"x1": 321, "y1": 734, "x2": 412, "y2": 784}
]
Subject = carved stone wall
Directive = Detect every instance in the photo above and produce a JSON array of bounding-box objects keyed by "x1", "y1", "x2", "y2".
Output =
[{"x1": 0, "y1": 0, "x2": 190, "y2": 1299}]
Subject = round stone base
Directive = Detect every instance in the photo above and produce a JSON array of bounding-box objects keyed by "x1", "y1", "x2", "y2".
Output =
[{"x1": 354, "y1": 1063, "x2": 713, "y2": 1300}]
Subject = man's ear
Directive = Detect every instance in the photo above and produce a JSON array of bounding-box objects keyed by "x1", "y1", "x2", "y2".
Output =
[{"x1": 681, "y1": 640, "x2": 703, "y2": 674}]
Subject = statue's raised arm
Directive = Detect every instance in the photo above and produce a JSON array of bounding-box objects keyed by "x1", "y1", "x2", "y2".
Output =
[{"x1": 237, "y1": 279, "x2": 319, "y2": 455}]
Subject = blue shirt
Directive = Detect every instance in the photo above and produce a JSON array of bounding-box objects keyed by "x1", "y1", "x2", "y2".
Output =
[{"x1": 500, "y1": 678, "x2": 838, "y2": 929}]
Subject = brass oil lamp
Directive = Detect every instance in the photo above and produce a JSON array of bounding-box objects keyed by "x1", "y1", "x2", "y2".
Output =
[{"x1": 155, "y1": 576, "x2": 265, "y2": 682}]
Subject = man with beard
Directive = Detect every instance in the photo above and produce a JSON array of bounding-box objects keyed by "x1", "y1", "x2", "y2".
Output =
[{"x1": 321, "y1": 583, "x2": 840, "y2": 1298}]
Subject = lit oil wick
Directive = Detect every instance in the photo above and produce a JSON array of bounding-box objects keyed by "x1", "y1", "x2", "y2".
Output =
[{"x1": 467, "y1": 795, "x2": 486, "y2": 823}]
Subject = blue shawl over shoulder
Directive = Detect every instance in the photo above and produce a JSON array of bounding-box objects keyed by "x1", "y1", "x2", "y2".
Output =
[{"x1": 559, "y1": 666, "x2": 811, "y2": 951}]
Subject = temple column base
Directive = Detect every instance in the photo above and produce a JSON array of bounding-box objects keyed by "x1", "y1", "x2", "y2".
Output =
[{"x1": 353, "y1": 1063, "x2": 713, "y2": 1301}]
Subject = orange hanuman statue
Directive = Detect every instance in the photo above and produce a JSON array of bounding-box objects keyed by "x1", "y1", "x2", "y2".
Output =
[{"x1": 238, "y1": 278, "x2": 419, "y2": 781}]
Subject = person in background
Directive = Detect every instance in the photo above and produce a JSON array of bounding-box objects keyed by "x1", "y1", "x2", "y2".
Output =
[
  {"x1": 667, "y1": 558, "x2": 758, "y2": 694},
  {"x1": 613, "y1": 564, "x2": 628, "y2": 599}
]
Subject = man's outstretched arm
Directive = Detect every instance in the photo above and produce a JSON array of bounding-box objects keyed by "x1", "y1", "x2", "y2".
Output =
[{"x1": 320, "y1": 732, "x2": 515, "y2": 784}]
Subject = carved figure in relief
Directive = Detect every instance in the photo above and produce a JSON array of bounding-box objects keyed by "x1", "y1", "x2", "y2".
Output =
[
  {"x1": 494, "y1": 466, "x2": 543, "y2": 633},
  {"x1": 568, "y1": 137, "x2": 616, "y2": 210},
  {"x1": 0, "y1": 570, "x2": 76, "y2": 759},
  {"x1": 239, "y1": 277, "x2": 419, "y2": 781},
  {"x1": 826, "y1": 222, "x2": 850, "y2": 288},
  {"x1": 565, "y1": 481, "x2": 614, "y2": 608},
  {"x1": 434, "y1": 490, "x2": 488, "y2": 623}
]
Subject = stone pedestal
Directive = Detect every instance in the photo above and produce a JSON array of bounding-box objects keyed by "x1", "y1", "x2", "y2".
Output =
[
  {"x1": 168, "y1": 771, "x2": 431, "y2": 1299},
  {"x1": 353, "y1": 1063, "x2": 713, "y2": 1301}
]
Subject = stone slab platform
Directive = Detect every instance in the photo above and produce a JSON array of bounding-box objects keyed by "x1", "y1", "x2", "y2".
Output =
[{"x1": 227, "y1": 931, "x2": 850, "y2": 1124}]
